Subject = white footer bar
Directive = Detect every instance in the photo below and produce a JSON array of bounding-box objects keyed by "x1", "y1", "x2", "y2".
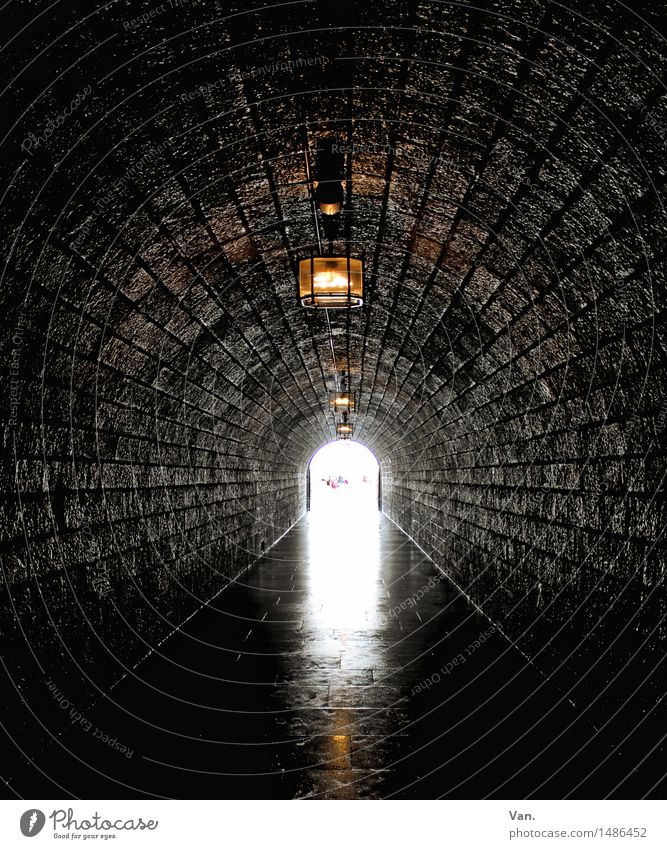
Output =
[{"x1": 1, "y1": 800, "x2": 665, "y2": 848}]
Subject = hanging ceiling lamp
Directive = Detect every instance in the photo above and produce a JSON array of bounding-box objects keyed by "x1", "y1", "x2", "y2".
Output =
[
  {"x1": 329, "y1": 389, "x2": 357, "y2": 413},
  {"x1": 314, "y1": 145, "x2": 344, "y2": 217},
  {"x1": 299, "y1": 255, "x2": 363, "y2": 308},
  {"x1": 336, "y1": 410, "x2": 353, "y2": 440},
  {"x1": 336, "y1": 420, "x2": 353, "y2": 440}
]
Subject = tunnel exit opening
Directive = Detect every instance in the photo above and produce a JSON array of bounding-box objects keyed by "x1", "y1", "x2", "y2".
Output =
[{"x1": 307, "y1": 440, "x2": 380, "y2": 514}]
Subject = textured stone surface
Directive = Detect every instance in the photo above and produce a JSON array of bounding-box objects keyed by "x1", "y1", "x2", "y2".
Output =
[
  {"x1": 7, "y1": 512, "x2": 656, "y2": 798},
  {"x1": 1, "y1": 0, "x2": 665, "y2": 789}
]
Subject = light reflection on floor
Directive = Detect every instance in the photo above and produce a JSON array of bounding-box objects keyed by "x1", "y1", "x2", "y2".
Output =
[
  {"x1": 300, "y1": 494, "x2": 386, "y2": 786},
  {"x1": 306, "y1": 495, "x2": 382, "y2": 631}
]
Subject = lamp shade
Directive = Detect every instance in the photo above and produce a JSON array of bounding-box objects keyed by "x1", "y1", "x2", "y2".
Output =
[
  {"x1": 329, "y1": 389, "x2": 357, "y2": 413},
  {"x1": 313, "y1": 180, "x2": 344, "y2": 216},
  {"x1": 314, "y1": 147, "x2": 344, "y2": 215},
  {"x1": 299, "y1": 256, "x2": 363, "y2": 308}
]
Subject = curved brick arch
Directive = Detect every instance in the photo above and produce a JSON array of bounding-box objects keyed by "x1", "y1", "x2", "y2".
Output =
[{"x1": 1, "y1": 0, "x2": 665, "y2": 788}]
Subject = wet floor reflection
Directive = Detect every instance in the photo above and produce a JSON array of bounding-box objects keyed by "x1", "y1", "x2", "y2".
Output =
[
  {"x1": 285, "y1": 498, "x2": 405, "y2": 794},
  {"x1": 16, "y1": 503, "x2": 646, "y2": 799},
  {"x1": 306, "y1": 499, "x2": 382, "y2": 632}
]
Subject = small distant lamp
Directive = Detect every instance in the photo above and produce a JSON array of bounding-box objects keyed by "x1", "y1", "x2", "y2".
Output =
[
  {"x1": 314, "y1": 147, "x2": 345, "y2": 216},
  {"x1": 336, "y1": 421, "x2": 353, "y2": 440},
  {"x1": 329, "y1": 389, "x2": 357, "y2": 413},
  {"x1": 313, "y1": 180, "x2": 344, "y2": 216}
]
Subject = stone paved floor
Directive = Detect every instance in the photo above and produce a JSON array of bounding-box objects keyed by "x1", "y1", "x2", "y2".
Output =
[{"x1": 7, "y1": 507, "x2": 655, "y2": 798}]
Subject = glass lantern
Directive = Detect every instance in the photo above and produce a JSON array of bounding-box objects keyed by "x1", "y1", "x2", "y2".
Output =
[
  {"x1": 299, "y1": 256, "x2": 363, "y2": 308},
  {"x1": 328, "y1": 389, "x2": 357, "y2": 413},
  {"x1": 336, "y1": 421, "x2": 353, "y2": 440}
]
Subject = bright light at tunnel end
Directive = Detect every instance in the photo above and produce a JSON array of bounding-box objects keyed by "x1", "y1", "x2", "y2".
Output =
[
  {"x1": 308, "y1": 438, "x2": 379, "y2": 472},
  {"x1": 308, "y1": 439, "x2": 380, "y2": 515}
]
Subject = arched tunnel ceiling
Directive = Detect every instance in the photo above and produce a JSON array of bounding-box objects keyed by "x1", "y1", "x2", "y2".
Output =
[
  {"x1": 4, "y1": 0, "x2": 665, "y2": 474},
  {"x1": 1, "y1": 1, "x2": 666, "y2": 765}
]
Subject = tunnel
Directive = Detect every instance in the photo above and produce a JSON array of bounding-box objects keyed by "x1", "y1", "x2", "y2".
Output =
[{"x1": 1, "y1": 0, "x2": 665, "y2": 801}]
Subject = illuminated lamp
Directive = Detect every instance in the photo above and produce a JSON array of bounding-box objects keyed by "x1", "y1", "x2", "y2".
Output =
[
  {"x1": 328, "y1": 389, "x2": 357, "y2": 413},
  {"x1": 336, "y1": 421, "x2": 353, "y2": 440},
  {"x1": 299, "y1": 256, "x2": 363, "y2": 308},
  {"x1": 314, "y1": 146, "x2": 344, "y2": 216},
  {"x1": 313, "y1": 180, "x2": 344, "y2": 216}
]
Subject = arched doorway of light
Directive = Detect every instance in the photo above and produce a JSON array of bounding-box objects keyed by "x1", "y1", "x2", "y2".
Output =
[
  {"x1": 306, "y1": 439, "x2": 381, "y2": 514},
  {"x1": 305, "y1": 440, "x2": 383, "y2": 631}
]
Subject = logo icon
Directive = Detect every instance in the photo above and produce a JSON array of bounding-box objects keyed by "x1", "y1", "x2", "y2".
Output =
[{"x1": 20, "y1": 810, "x2": 46, "y2": 837}]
